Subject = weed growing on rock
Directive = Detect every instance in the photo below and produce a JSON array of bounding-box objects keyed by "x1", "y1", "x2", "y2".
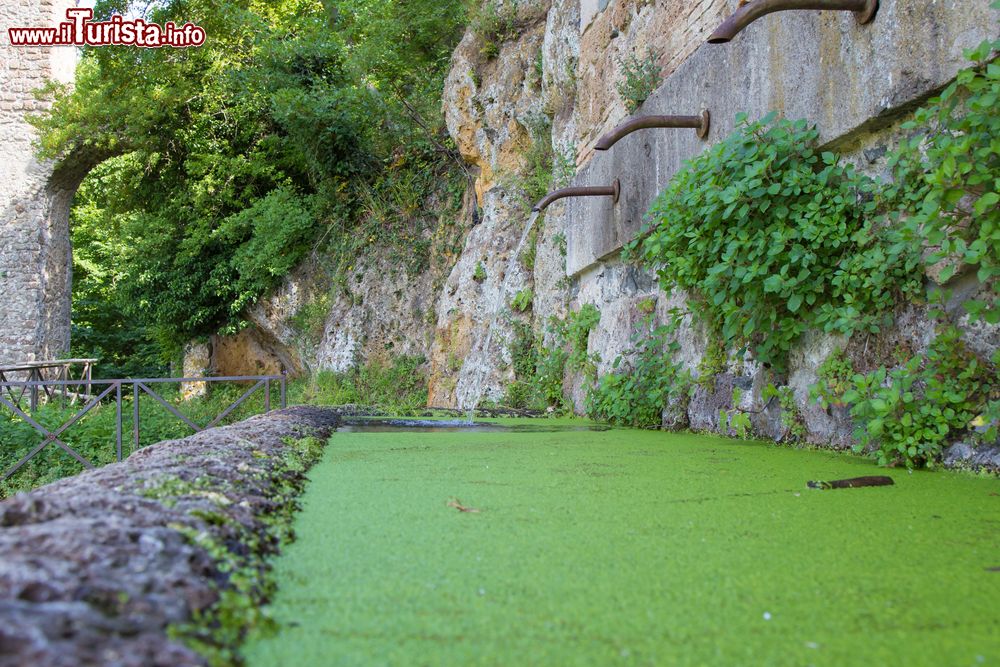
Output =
[
  {"x1": 551, "y1": 232, "x2": 567, "y2": 257},
  {"x1": 810, "y1": 349, "x2": 855, "y2": 411},
  {"x1": 763, "y1": 383, "x2": 808, "y2": 442},
  {"x1": 720, "y1": 388, "x2": 753, "y2": 440},
  {"x1": 587, "y1": 312, "x2": 691, "y2": 428},
  {"x1": 616, "y1": 50, "x2": 662, "y2": 113},
  {"x1": 842, "y1": 327, "x2": 993, "y2": 469},
  {"x1": 511, "y1": 289, "x2": 534, "y2": 312},
  {"x1": 695, "y1": 335, "x2": 728, "y2": 390},
  {"x1": 503, "y1": 305, "x2": 601, "y2": 412},
  {"x1": 504, "y1": 319, "x2": 546, "y2": 409},
  {"x1": 473, "y1": 261, "x2": 488, "y2": 282},
  {"x1": 559, "y1": 304, "x2": 601, "y2": 376},
  {"x1": 471, "y1": 0, "x2": 520, "y2": 59}
]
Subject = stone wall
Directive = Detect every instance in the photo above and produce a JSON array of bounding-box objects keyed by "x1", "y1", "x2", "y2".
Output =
[
  {"x1": 426, "y1": 0, "x2": 1000, "y2": 455},
  {"x1": 0, "y1": 0, "x2": 78, "y2": 368},
  {"x1": 566, "y1": 0, "x2": 1000, "y2": 275},
  {"x1": 0, "y1": 406, "x2": 340, "y2": 667},
  {"x1": 559, "y1": 0, "x2": 999, "y2": 443}
]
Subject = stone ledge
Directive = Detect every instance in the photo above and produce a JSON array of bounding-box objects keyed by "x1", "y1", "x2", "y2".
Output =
[{"x1": 0, "y1": 406, "x2": 340, "y2": 667}]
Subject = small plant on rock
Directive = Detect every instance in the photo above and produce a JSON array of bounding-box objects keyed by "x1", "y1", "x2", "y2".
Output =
[
  {"x1": 471, "y1": 0, "x2": 520, "y2": 60},
  {"x1": 616, "y1": 49, "x2": 662, "y2": 113},
  {"x1": 473, "y1": 261, "x2": 487, "y2": 282},
  {"x1": 511, "y1": 289, "x2": 534, "y2": 312},
  {"x1": 810, "y1": 348, "x2": 855, "y2": 410},
  {"x1": 763, "y1": 383, "x2": 808, "y2": 442},
  {"x1": 843, "y1": 326, "x2": 993, "y2": 469},
  {"x1": 560, "y1": 304, "x2": 601, "y2": 375}
]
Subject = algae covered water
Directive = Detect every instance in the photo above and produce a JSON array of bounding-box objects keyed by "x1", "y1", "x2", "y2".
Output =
[{"x1": 243, "y1": 422, "x2": 1000, "y2": 666}]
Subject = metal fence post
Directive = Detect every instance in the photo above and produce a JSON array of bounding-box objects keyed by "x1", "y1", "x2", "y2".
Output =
[
  {"x1": 281, "y1": 371, "x2": 287, "y2": 409},
  {"x1": 115, "y1": 382, "x2": 123, "y2": 462},
  {"x1": 29, "y1": 368, "x2": 39, "y2": 412},
  {"x1": 133, "y1": 382, "x2": 140, "y2": 451}
]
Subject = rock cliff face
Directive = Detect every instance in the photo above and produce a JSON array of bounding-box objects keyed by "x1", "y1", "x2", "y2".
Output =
[
  {"x1": 423, "y1": 0, "x2": 999, "y2": 454},
  {"x1": 214, "y1": 0, "x2": 998, "y2": 461}
]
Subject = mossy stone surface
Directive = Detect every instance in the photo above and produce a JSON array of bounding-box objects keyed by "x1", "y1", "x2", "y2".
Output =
[{"x1": 244, "y1": 423, "x2": 1000, "y2": 666}]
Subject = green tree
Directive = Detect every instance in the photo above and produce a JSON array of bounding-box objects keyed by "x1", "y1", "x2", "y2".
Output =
[{"x1": 33, "y1": 0, "x2": 467, "y2": 357}]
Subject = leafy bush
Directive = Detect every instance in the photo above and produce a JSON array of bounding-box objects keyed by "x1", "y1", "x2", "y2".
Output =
[
  {"x1": 616, "y1": 50, "x2": 662, "y2": 113},
  {"x1": 819, "y1": 39, "x2": 1000, "y2": 467},
  {"x1": 631, "y1": 113, "x2": 923, "y2": 370},
  {"x1": 587, "y1": 315, "x2": 689, "y2": 428},
  {"x1": 842, "y1": 327, "x2": 993, "y2": 468}
]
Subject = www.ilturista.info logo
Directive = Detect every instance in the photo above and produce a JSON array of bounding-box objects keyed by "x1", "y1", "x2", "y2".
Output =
[{"x1": 8, "y1": 8, "x2": 205, "y2": 48}]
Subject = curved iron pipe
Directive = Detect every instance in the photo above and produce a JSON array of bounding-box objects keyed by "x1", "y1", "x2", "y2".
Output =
[
  {"x1": 595, "y1": 111, "x2": 710, "y2": 151},
  {"x1": 532, "y1": 179, "x2": 621, "y2": 212},
  {"x1": 707, "y1": 0, "x2": 877, "y2": 44}
]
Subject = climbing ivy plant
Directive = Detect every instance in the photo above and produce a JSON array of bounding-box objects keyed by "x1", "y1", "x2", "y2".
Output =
[
  {"x1": 629, "y1": 113, "x2": 924, "y2": 370},
  {"x1": 832, "y1": 36, "x2": 1000, "y2": 468},
  {"x1": 514, "y1": 34, "x2": 1000, "y2": 466}
]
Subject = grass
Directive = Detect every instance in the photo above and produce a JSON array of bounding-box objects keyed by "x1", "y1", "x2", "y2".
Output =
[{"x1": 242, "y1": 422, "x2": 1000, "y2": 666}]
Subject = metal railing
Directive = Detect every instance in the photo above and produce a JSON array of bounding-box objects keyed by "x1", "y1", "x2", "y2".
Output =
[
  {"x1": 0, "y1": 373, "x2": 287, "y2": 482},
  {"x1": 0, "y1": 359, "x2": 97, "y2": 411}
]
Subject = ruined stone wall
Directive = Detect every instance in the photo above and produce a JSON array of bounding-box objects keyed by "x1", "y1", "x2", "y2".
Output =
[{"x1": 0, "y1": 0, "x2": 78, "y2": 367}]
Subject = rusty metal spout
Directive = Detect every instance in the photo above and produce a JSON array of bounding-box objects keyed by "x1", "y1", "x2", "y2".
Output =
[
  {"x1": 707, "y1": 0, "x2": 877, "y2": 44},
  {"x1": 595, "y1": 111, "x2": 710, "y2": 151},
  {"x1": 532, "y1": 179, "x2": 621, "y2": 212}
]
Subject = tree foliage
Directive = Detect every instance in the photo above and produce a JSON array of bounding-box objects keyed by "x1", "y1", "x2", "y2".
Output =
[{"x1": 34, "y1": 0, "x2": 467, "y2": 354}]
